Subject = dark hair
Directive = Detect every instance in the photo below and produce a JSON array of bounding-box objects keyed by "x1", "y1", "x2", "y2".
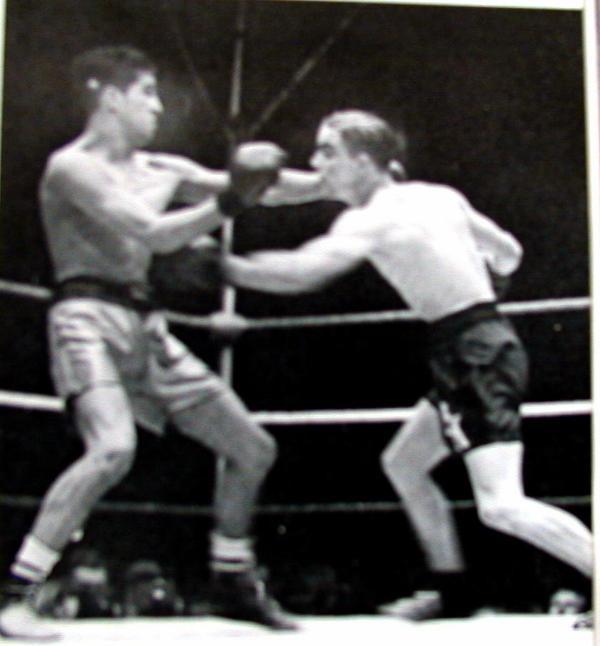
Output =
[
  {"x1": 321, "y1": 110, "x2": 408, "y2": 180},
  {"x1": 70, "y1": 46, "x2": 156, "y2": 114}
]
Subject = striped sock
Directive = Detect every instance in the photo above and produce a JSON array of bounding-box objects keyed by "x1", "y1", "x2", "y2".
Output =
[
  {"x1": 10, "y1": 535, "x2": 60, "y2": 584},
  {"x1": 210, "y1": 532, "x2": 255, "y2": 573}
]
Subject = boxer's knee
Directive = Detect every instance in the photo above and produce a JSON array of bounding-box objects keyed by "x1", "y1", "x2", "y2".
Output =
[
  {"x1": 221, "y1": 423, "x2": 277, "y2": 480},
  {"x1": 380, "y1": 439, "x2": 421, "y2": 492},
  {"x1": 380, "y1": 399, "x2": 442, "y2": 489},
  {"x1": 476, "y1": 493, "x2": 523, "y2": 532},
  {"x1": 380, "y1": 442, "x2": 400, "y2": 478},
  {"x1": 86, "y1": 440, "x2": 136, "y2": 486},
  {"x1": 240, "y1": 428, "x2": 277, "y2": 477}
]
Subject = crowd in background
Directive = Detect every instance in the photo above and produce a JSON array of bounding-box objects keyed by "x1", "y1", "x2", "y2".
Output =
[{"x1": 14, "y1": 545, "x2": 586, "y2": 620}]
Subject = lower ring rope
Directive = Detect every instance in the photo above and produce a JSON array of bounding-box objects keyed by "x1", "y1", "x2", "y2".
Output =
[{"x1": 0, "y1": 494, "x2": 590, "y2": 516}]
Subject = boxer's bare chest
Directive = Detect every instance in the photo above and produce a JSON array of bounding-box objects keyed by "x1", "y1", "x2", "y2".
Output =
[{"x1": 108, "y1": 154, "x2": 181, "y2": 212}]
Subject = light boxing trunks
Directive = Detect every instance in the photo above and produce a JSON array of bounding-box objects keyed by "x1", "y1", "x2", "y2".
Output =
[{"x1": 49, "y1": 276, "x2": 226, "y2": 434}]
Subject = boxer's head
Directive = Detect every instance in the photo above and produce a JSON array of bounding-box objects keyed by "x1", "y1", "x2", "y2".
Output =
[
  {"x1": 311, "y1": 110, "x2": 407, "y2": 204},
  {"x1": 71, "y1": 46, "x2": 162, "y2": 145}
]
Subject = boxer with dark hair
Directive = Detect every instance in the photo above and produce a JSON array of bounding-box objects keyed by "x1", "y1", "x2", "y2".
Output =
[
  {"x1": 0, "y1": 45, "x2": 324, "y2": 640},
  {"x1": 224, "y1": 109, "x2": 593, "y2": 625}
]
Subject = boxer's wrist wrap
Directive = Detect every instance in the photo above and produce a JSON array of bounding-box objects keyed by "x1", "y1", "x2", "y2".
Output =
[{"x1": 217, "y1": 190, "x2": 246, "y2": 219}]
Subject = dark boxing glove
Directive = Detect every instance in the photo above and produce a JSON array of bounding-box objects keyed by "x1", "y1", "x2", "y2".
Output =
[
  {"x1": 150, "y1": 236, "x2": 224, "y2": 294},
  {"x1": 217, "y1": 142, "x2": 287, "y2": 218}
]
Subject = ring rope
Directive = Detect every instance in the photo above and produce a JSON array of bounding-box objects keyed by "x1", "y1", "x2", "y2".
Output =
[
  {"x1": 244, "y1": 297, "x2": 591, "y2": 329},
  {"x1": 0, "y1": 493, "x2": 590, "y2": 516},
  {"x1": 0, "y1": 389, "x2": 591, "y2": 422},
  {"x1": 0, "y1": 286, "x2": 589, "y2": 517},
  {"x1": 0, "y1": 278, "x2": 590, "y2": 329},
  {"x1": 251, "y1": 400, "x2": 593, "y2": 425}
]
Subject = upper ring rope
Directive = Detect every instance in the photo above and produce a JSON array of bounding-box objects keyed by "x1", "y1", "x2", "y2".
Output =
[
  {"x1": 0, "y1": 278, "x2": 590, "y2": 423},
  {"x1": 0, "y1": 278, "x2": 590, "y2": 330}
]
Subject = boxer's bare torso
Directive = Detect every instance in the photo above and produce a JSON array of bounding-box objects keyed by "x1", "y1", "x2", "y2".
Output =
[
  {"x1": 330, "y1": 182, "x2": 496, "y2": 321},
  {"x1": 40, "y1": 139, "x2": 225, "y2": 284}
]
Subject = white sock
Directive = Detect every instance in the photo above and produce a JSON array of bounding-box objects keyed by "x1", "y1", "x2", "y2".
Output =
[
  {"x1": 210, "y1": 532, "x2": 255, "y2": 572},
  {"x1": 11, "y1": 535, "x2": 60, "y2": 583}
]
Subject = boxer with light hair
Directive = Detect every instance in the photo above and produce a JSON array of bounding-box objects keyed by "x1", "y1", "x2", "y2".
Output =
[
  {"x1": 224, "y1": 109, "x2": 593, "y2": 624},
  {"x1": 0, "y1": 45, "x2": 326, "y2": 640}
]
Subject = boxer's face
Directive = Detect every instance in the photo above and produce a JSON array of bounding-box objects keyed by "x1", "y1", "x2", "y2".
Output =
[
  {"x1": 311, "y1": 125, "x2": 365, "y2": 203},
  {"x1": 112, "y1": 71, "x2": 163, "y2": 146}
]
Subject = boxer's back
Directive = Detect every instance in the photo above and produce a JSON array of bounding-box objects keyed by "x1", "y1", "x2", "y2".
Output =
[{"x1": 335, "y1": 182, "x2": 496, "y2": 321}]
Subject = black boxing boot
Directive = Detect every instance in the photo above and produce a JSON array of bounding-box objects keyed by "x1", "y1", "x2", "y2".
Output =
[
  {"x1": 209, "y1": 567, "x2": 297, "y2": 631},
  {"x1": 208, "y1": 532, "x2": 297, "y2": 631}
]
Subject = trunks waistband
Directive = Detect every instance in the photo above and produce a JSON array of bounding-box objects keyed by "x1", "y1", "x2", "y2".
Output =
[
  {"x1": 428, "y1": 301, "x2": 501, "y2": 347},
  {"x1": 53, "y1": 277, "x2": 157, "y2": 312}
]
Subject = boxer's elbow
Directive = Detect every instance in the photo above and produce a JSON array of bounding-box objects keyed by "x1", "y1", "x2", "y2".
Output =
[
  {"x1": 136, "y1": 225, "x2": 175, "y2": 253},
  {"x1": 145, "y1": 230, "x2": 180, "y2": 254},
  {"x1": 488, "y1": 234, "x2": 523, "y2": 277},
  {"x1": 144, "y1": 219, "x2": 200, "y2": 253},
  {"x1": 500, "y1": 235, "x2": 523, "y2": 275}
]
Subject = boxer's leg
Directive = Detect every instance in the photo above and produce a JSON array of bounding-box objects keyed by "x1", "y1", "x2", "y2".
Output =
[
  {"x1": 1, "y1": 386, "x2": 137, "y2": 640},
  {"x1": 466, "y1": 441, "x2": 593, "y2": 576}
]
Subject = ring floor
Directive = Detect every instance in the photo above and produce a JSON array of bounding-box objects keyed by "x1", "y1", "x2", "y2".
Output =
[{"x1": 8, "y1": 613, "x2": 594, "y2": 645}]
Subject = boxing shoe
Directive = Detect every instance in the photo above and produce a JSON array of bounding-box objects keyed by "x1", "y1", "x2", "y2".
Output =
[
  {"x1": 209, "y1": 568, "x2": 298, "y2": 631},
  {"x1": 0, "y1": 584, "x2": 60, "y2": 641},
  {"x1": 377, "y1": 590, "x2": 444, "y2": 621}
]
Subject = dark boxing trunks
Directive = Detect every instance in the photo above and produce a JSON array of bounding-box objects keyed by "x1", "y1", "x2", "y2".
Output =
[{"x1": 427, "y1": 302, "x2": 529, "y2": 454}]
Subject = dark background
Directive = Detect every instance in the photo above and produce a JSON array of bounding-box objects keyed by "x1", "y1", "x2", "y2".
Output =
[{"x1": 0, "y1": 0, "x2": 591, "y2": 613}]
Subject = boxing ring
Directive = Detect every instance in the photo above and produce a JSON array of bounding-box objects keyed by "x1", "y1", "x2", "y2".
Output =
[
  {"x1": 0, "y1": 279, "x2": 594, "y2": 644},
  {"x1": 0, "y1": 0, "x2": 597, "y2": 643},
  {"x1": 10, "y1": 612, "x2": 593, "y2": 645}
]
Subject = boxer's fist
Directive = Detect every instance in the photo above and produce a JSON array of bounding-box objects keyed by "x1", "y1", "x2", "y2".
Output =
[
  {"x1": 150, "y1": 236, "x2": 224, "y2": 294},
  {"x1": 217, "y1": 142, "x2": 287, "y2": 218}
]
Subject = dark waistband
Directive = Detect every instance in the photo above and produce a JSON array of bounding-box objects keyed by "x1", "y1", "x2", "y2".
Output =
[
  {"x1": 53, "y1": 277, "x2": 157, "y2": 312},
  {"x1": 428, "y1": 301, "x2": 501, "y2": 347}
]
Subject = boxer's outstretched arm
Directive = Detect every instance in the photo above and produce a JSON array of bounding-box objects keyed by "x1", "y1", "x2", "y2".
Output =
[
  {"x1": 224, "y1": 233, "x2": 370, "y2": 294},
  {"x1": 261, "y1": 169, "x2": 326, "y2": 205},
  {"x1": 153, "y1": 154, "x2": 325, "y2": 206}
]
